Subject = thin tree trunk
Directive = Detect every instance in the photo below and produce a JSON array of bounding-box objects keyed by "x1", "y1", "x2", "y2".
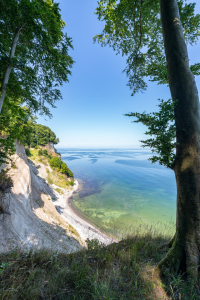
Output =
[
  {"x1": 156, "y1": 0, "x2": 200, "y2": 280},
  {"x1": 0, "y1": 24, "x2": 25, "y2": 113}
]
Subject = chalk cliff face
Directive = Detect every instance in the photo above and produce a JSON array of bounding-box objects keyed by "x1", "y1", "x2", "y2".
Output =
[{"x1": 0, "y1": 141, "x2": 83, "y2": 253}]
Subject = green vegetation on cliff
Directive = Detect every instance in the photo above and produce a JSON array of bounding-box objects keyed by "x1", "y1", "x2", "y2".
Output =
[
  {"x1": 27, "y1": 146, "x2": 74, "y2": 190},
  {"x1": 0, "y1": 0, "x2": 73, "y2": 165},
  {"x1": 26, "y1": 124, "x2": 59, "y2": 148},
  {"x1": 49, "y1": 156, "x2": 73, "y2": 178}
]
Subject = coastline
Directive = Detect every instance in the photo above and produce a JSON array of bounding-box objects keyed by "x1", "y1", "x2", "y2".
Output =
[
  {"x1": 68, "y1": 190, "x2": 119, "y2": 242},
  {"x1": 51, "y1": 179, "x2": 117, "y2": 246}
]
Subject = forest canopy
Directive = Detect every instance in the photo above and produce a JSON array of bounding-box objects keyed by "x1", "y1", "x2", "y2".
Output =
[
  {"x1": 0, "y1": 0, "x2": 73, "y2": 165},
  {"x1": 0, "y1": 0, "x2": 74, "y2": 116},
  {"x1": 26, "y1": 123, "x2": 59, "y2": 148}
]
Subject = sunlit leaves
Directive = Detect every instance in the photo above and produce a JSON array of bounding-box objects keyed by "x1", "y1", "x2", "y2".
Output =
[
  {"x1": 0, "y1": 97, "x2": 35, "y2": 164},
  {"x1": 0, "y1": 0, "x2": 74, "y2": 117},
  {"x1": 94, "y1": 0, "x2": 200, "y2": 95},
  {"x1": 125, "y1": 99, "x2": 177, "y2": 169}
]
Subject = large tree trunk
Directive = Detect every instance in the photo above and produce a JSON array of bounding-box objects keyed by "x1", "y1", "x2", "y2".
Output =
[{"x1": 157, "y1": 0, "x2": 200, "y2": 280}]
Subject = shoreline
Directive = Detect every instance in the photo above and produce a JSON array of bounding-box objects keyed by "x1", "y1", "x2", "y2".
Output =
[
  {"x1": 51, "y1": 179, "x2": 117, "y2": 246},
  {"x1": 68, "y1": 188, "x2": 118, "y2": 242}
]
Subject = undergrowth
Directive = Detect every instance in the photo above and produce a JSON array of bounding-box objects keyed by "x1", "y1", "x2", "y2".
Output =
[
  {"x1": 0, "y1": 230, "x2": 199, "y2": 299},
  {"x1": 28, "y1": 148, "x2": 72, "y2": 189}
]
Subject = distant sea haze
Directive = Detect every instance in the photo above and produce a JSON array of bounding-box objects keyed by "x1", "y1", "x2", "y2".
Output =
[{"x1": 59, "y1": 148, "x2": 176, "y2": 240}]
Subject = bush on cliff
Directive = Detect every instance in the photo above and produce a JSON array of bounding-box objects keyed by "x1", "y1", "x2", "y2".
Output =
[
  {"x1": 49, "y1": 156, "x2": 73, "y2": 177},
  {"x1": 25, "y1": 148, "x2": 31, "y2": 157},
  {"x1": 49, "y1": 156, "x2": 61, "y2": 169},
  {"x1": 43, "y1": 149, "x2": 48, "y2": 156},
  {"x1": 38, "y1": 149, "x2": 43, "y2": 156}
]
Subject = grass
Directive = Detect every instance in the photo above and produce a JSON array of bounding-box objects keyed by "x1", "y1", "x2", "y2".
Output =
[
  {"x1": 47, "y1": 171, "x2": 68, "y2": 189},
  {"x1": 28, "y1": 149, "x2": 71, "y2": 189},
  {"x1": 29, "y1": 148, "x2": 39, "y2": 159},
  {"x1": 0, "y1": 226, "x2": 199, "y2": 300},
  {"x1": 69, "y1": 224, "x2": 79, "y2": 236},
  {"x1": 66, "y1": 180, "x2": 75, "y2": 187},
  {"x1": 55, "y1": 188, "x2": 64, "y2": 195}
]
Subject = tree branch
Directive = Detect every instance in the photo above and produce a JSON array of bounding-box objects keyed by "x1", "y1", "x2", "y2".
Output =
[
  {"x1": 132, "y1": 0, "x2": 143, "y2": 67},
  {"x1": 0, "y1": 22, "x2": 26, "y2": 113}
]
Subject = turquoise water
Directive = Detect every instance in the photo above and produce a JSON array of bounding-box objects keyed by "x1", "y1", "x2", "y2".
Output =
[{"x1": 59, "y1": 149, "x2": 176, "y2": 239}]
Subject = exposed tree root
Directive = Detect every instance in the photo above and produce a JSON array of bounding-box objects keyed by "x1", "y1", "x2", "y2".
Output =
[
  {"x1": 155, "y1": 233, "x2": 199, "y2": 283},
  {"x1": 156, "y1": 234, "x2": 183, "y2": 276},
  {"x1": 168, "y1": 232, "x2": 177, "y2": 248},
  {"x1": 158, "y1": 233, "x2": 177, "y2": 250}
]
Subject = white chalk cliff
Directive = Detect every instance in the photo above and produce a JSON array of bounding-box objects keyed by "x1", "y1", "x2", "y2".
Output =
[{"x1": 0, "y1": 141, "x2": 83, "y2": 253}]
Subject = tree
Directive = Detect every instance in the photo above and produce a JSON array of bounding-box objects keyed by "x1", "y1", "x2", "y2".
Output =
[
  {"x1": 26, "y1": 123, "x2": 59, "y2": 147},
  {"x1": 0, "y1": 0, "x2": 74, "y2": 117},
  {"x1": 38, "y1": 148, "x2": 43, "y2": 156},
  {"x1": 60, "y1": 162, "x2": 73, "y2": 177},
  {"x1": 125, "y1": 98, "x2": 177, "y2": 169},
  {"x1": 0, "y1": 96, "x2": 34, "y2": 165},
  {"x1": 95, "y1": 0, "x2": 200, "y2": 280},
  {"x1": 49, "y1": 156, "x2": 61, "y2": 169}
]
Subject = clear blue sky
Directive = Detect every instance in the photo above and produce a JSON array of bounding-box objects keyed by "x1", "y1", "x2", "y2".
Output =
[{"x1": 37, "y1": 0, "x2": 200, "y2": 148}]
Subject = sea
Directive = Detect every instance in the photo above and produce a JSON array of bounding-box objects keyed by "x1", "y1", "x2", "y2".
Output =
[{"x1": 59, "y1": 148, "x2": 177, "y2": 240}]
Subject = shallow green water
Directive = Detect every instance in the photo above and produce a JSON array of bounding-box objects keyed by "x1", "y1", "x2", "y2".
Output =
[{"x1": 60, "y1": 149, "x2": 176, "y2": 239}]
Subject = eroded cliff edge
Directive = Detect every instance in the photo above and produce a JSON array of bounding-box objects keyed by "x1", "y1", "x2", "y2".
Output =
[{"x1": 0, "y1": 141, "x2": 83, "y2": 253}]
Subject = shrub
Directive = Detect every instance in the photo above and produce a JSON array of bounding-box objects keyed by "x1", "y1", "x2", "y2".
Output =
[
  {"x1": 49, "y1": 156, "x2": 73, "y2": 177},
  {"x1": 43, "y1": 149, "x2": 48, "y2": 156},
  {"x1": 30, "y1": 141, "x2": 37, "y2": 148},
  {"x1": 66, "y1": 180, "x2": 74, "y2": 186},
  {"x1": 60, "y1": 162, "x2": 68, "y2": 174},
  {"x1": 34, "y1": 145, "x2": 39, "y2": 149},
  {"x1": 38, "y1": 149, "x2": 43, "y2": 156},
  {"x1": 11, "y1": 163, "x2": 17, "y2": 169},
  {"x1": 60, "y1": 162, "x2": 73, "y2": 177},
  {"x1": 25, "y1": 148, "x2": 31, "y2": 157},
  {"x1": 49, "y1": 156, "x2": 61, "y2": 169},
  {"x1": 47, "y1": 177, "x2": 53, "y2": 185},
  {"x1": 67, "y1": 169, "x2": 73, "y2": 178}
]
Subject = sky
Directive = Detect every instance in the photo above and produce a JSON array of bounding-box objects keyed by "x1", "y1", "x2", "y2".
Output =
[{"x1": 37, "y1": 0, "x2": 200, "y2": 149}]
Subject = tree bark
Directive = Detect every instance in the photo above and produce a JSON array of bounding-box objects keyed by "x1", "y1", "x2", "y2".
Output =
[
  {"x1": 156, "y1": 0, "x2": 200, "y2": 280},
  {"x1": 0, "y1": 24, "x2": 25, "y2": 113}
]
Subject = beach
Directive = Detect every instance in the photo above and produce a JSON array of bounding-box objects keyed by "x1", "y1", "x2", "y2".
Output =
[{"x1": 51, "y1": 179, "x2": 117, "y2": 246}]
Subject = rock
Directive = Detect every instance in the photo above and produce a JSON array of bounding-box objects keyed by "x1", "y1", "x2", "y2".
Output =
[{"x1": 0, "y1": 140, "x2": 83, "y2": 254}]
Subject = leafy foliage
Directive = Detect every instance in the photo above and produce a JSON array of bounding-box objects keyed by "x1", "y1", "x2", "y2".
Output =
[
  {"x1": 25, "y1": 147, "x2": 31, "y2": 157},
  {"x1": 49, "y1": 156, "x2": 73, "y2": 177},
  {"x1": 49, "y1": 156, "x2": 61, "y2": 169},
  {"x1": 125, "y1": 99, "x2": 177, "y2": 168},
  {"x1": 0, "y1": 97, "x2": 34, "y2": 165},
  {"x1": 38, "y1": 148, "x2": 43, "y2": 156},
  {"x1": 0, "y1": 0, "x2": 74, "y2": 117},
  {"x1": 26, "y1": 124, "x2": 59, "y2": 147},
  {"x1": 94, "y1": 0, "x2": 200, "y2": 95},
  {"x1": 0, "y1": 0, "x2": 74, "y2": 165},
  {"x1": 43, "y1": 149, "x2": 48, "y2": 156},
  {"x1": 94, "y1": 0, "x2": 200, "y2": 168}
]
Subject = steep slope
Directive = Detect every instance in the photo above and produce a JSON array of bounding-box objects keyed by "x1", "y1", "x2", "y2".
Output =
[{"x1": 0, "y1": 141, "x2": 83, "y2": 253}]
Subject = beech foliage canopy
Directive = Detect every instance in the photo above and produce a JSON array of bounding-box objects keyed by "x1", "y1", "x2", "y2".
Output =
[
  {"x1": 0, "y1": 0, "x2": 74, "y2": 116},
  {"x1": 26, "y1": 123, "x2": 59, "y2": 147},
  {"x1": 94, "y1": 0, "x2": 200, "y2": 168},
  {"x1": 94, "y1": 0, "x2": 200, "y2": 95}
]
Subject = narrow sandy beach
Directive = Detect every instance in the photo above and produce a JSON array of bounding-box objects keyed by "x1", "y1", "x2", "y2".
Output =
[{"x1": 52, "y1": 180, "x2": 117, "y2": 246}]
